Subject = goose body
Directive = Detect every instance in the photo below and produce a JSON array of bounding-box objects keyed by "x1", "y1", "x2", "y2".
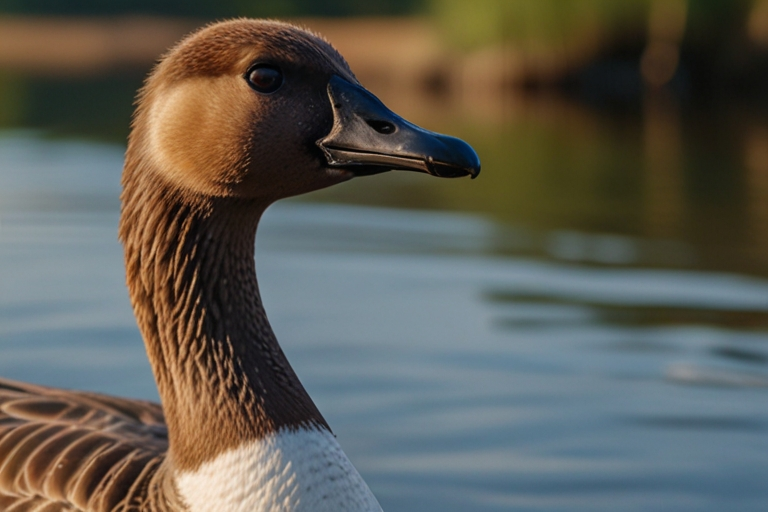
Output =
[{"x1": 0, "y1": 19, "x2": 479, "y2": 512}]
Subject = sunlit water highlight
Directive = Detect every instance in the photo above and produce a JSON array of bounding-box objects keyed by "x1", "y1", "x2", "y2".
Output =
[{"x1": 1, "y1": 134, "x2": 767, "y2": 511}]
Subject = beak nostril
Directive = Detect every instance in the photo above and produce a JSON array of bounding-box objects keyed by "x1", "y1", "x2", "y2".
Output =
[{"x1": 366, "y1": 119, "x2": 396, "y2": 135}]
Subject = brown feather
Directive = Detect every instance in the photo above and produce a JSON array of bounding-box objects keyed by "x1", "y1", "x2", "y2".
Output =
[
  {"x1": 2, "y1": 18, "x2": 361, "y2": 511},
  {"x1": 0, "y1": 378, "x2": 175, "y2": 511}
]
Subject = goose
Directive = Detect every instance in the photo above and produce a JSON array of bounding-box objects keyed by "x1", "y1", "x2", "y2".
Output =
[{"x1": 0, "y1": 19, "x2": 480, "y2": 512}]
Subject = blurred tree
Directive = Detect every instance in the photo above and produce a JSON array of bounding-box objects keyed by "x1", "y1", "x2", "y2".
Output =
[
  {"x1": 235, "y1": 0, "x2": 423, "y2": 17},
  {"x1": 0, "y1": 0, "x2": 237, "y2": 16},
  {"x1": 0, "y1": 72, "x2": 25, "y2": 128},
  {"x1": 429, "y1": 0, "x2": 648, "y2": 50},
  {"x1": 0, "y1": 0, "x2": 423, "y2": 17},
  {"x1": 687, "y1": 0, "x2": 753, "y2": 39},
  {"x1": 428, "y1": 0, "x2": 760, "y2": 50}
]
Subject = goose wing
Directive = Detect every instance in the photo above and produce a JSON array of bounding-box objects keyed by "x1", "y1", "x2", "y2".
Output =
[{"x1": 0, "y1": 378, "x2": 169, "y2": 512}]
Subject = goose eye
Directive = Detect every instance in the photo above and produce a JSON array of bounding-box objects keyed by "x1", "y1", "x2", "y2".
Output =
[{"x1": 246, "y1": 64, "x2": 283, "y2": 94}]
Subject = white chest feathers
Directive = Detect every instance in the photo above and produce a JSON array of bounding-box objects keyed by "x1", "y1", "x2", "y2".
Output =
[{"x1": 175, "y1": 426, "x2": 383, "y2": 512}]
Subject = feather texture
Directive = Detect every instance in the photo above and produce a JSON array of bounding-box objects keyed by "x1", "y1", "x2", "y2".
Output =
[{"x1": 0, "y1": 378, "x2": 180, "y2": 512}]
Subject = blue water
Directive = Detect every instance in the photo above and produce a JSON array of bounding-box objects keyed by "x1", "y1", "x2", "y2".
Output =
[{"x1": 1, "y1": 133, "x2": 768, "y2": 511}]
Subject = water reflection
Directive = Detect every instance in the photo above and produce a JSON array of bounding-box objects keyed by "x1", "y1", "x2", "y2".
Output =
[
  {"x1": 487, "y1": 290, "x2": 768, "y2": 330},
  {"x1": 744, "y1": 125, "x2": 768, "y2": 265},
  {"x1": 2, "y1": 84, "x2": 768, "y2": 509},
  {"x1": 2, "y1": 61, "x2": 768, "y2": 276},
  {"x1": 643, "y1": 92, "x2": 685, "y2": 239},
  {"x1": 0, "y1": 133, "x2": 768, "y2": 512}
]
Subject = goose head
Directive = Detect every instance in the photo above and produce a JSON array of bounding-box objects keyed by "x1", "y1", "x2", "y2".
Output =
[
  {"x1": 125, "y1": 19, "x2": 480, "y2": 206},
  {"x1": 118, "y1": 19, "x2": 481, "y2": 490}
]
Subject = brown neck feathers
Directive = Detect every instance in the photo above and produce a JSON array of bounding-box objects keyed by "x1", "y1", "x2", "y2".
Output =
[{"x1": 118, "y1": 165, "x2": 328, "y2": 472}]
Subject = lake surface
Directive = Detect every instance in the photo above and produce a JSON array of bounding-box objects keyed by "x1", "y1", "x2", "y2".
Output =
[{"x1": 1, "y1": 120, "x2": 767, "y2": 511}]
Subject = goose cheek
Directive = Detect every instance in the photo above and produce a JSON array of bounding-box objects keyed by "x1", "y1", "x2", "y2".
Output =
[{"x1": 146, "y1": 77, "x2": 251, "y2": 196}]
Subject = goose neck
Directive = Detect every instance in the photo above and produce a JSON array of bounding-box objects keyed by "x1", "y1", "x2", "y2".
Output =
[{"x1": 119, "y1": 172, "x2": 326, "y2": 471}]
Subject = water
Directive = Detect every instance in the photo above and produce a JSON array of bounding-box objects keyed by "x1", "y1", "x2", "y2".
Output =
[{"x1": 1, "y1": 128, "x2": 767, "y2": 511}]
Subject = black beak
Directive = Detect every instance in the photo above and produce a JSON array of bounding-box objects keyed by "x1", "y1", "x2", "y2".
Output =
[{"x1": 317, "y1": 75, "x2": 480, "y2": 179}]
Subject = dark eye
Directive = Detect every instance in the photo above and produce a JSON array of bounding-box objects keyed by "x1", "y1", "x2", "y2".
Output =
[{"x1": 245, "y1": 64, "x2": 283, "y2": 94}]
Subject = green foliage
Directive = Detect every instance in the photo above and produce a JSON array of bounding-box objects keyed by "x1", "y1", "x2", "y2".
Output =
[
  {"x1": 0, "y1": 72, "x2": 26, "y2": 128},
  {"x1": 428, "y1": 0, "x2": 766, "y2": 50},
  {"x1": 9, "y1": 73, "x2": 145, "y2": 142},
  {"x1": 429, "y1": 0, "x2": 648, "y2": 50}
]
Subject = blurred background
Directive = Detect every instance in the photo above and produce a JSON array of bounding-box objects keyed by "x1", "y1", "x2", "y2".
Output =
[
  {"x1": 2, "y1": 0, "x2": 768, "y2": 274},
  {"x1": 1, "y1": 1, "x2": 768, "y2": 511}
]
